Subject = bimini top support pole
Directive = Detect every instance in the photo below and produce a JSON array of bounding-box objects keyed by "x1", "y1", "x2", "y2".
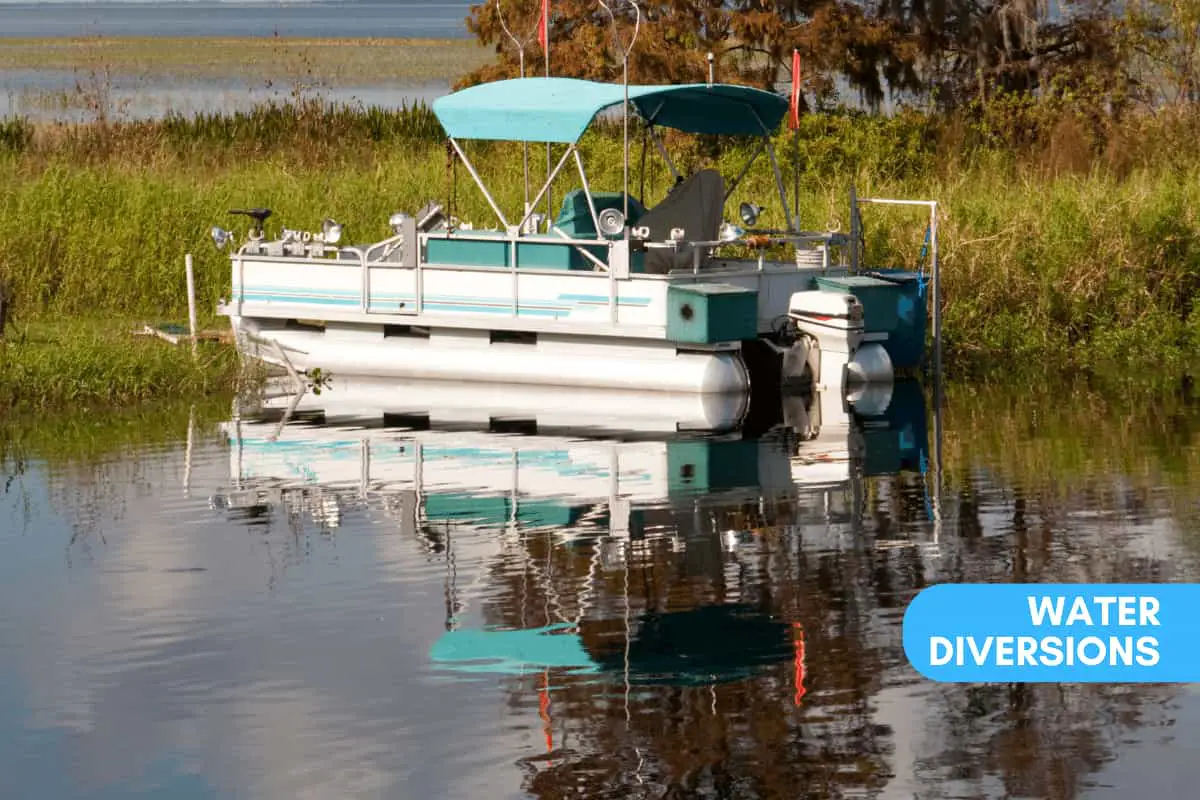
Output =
[{"x1": 448, "y1": 137, "x2": 511, "y2": 230}]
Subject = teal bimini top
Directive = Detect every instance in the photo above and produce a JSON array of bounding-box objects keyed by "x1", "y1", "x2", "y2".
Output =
[{"x1": 432, "y1": 77, "x2": 790, "y2": 143}]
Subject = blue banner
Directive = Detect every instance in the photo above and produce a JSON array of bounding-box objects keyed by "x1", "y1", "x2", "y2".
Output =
[{"x1": 902, "y1": 583, "x2": 1200, "y2": 682}]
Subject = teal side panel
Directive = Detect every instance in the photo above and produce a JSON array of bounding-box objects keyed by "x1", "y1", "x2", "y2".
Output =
[
  {"x1": 667, "y1": 440, "x2": 760, "y2": 493},
  {"x1": 516, "y1": 240, "x2": 608, "y2": 270},
  {"x1": 424, "y1": 493, "x2": 511, "y2": 523},
  {"x1": 426, "y1": 235, "x2": 510, "y2": 268},
  {"x1": 868, "y1": 269, "x2": 927, "y2": 370},
  {"x1": 518, "y1": 500, "x2": 586, "y2": 528},
  {"x1": 666, "y1": 283, "x2": 758, "y2": 344},
  {"x1": 858, "y1": 380, "x2": 929, "y2": 476},
  {"x1": 425, "y1": 234, "x2": 608, "y2": 271},
  {"x1": 424, "y1": 492, "x2": 583, "y2": 527},
  {"x1": 814, "y1": 273, "x2": 927, "y2": 370}
]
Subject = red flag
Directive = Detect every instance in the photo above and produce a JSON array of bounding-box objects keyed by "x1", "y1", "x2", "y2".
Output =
[
  {"x1": 793, "y1": 623, "x2": 806, "y2": 705},
  {"x1": 537, "y1": 0, "x2": 549, "y2": 53},
  {"x1": 788, "y1": 49, "x2": 802, "y2": 130}
]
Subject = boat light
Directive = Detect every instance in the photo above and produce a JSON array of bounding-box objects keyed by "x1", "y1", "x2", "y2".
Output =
[
  {"x1": 321, "y1": 218, "x2": 343, "y2": 245},
  {"x1": 388, "y1": 212, "x2": 412, "y2": 235},
  {"x1": 739, "y1": 202, "x2": 763, "y2": 227},
  {"x1": 210, "y1": 226, "x2": 232, "y2": 249},
  {"x1": 719, "y1": 222, "x2": 744, "y2": 242},
  {"x1": 597, "y1": 208, "x2": 625, "y2": 236}
]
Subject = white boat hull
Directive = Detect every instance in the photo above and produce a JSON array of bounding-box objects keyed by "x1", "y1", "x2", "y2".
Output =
[
  {"x1": 252, "y1": 375, "x2": 750, "y2": 434},
  {"x1": 231, "y1": 315, "x2": 752, "y2": 394}
]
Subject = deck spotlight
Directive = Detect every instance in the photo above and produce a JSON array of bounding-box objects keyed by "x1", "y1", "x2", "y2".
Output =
[
  {"x1": 389, "y1": 212, "x2": 412, "y2": 235},
  {"x1": 211, "y1": 226, "x2": 232, "y2": 250},
  {"x1": 598, "y1": 208, "x2": 626, "y2": 236},
  {"x1": 321, "y1": 218, "x2": 343, "y2": 245},
  {"x1": 739, "y1": 202, "x2": 763, "y2": 227}
]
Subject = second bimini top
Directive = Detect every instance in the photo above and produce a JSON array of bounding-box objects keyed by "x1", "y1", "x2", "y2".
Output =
[{"x1": 432, "y1": 77, "x2": 790, "y2": 143}]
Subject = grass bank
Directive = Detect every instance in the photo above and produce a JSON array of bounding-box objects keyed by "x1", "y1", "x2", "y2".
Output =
[
  {"x1": 3, "y1": 92, "x2": 1200, "y2": 378},
  {"x1": 0, "y1": 317, "x2": 254, "y2": 412}
]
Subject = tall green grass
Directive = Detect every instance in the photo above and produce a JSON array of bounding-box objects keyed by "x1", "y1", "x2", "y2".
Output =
[
  {"x1": 0, "y1": 318, "x2": 255, "y2": 411},
  {"x1": 4, "y1": 95, "x2": 1200, "y2": 375}
]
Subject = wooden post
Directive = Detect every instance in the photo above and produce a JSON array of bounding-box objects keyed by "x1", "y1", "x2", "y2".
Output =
[{"x1": 185, "y1": 253, "x2": 198, "y2": 357}]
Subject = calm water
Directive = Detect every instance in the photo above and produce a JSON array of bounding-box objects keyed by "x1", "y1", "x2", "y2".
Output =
[
  {"x1": 3, "y1": 376, "x2": 1200, "y2": 799},
  {"x1": 0, "y1": 0, "x2": 472, "y2": 119}
]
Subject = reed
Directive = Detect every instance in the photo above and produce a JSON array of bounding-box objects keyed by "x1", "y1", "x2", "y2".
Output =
[
  {"x1": 3, "y1": 95, "x2": 1200, "y2": 375},
  {"x1": 0, "y1": 317, "x2": 256, "y2": 412}
]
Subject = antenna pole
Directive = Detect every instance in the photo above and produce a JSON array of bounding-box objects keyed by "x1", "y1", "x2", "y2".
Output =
[
  {"x1": 520, "y1": 49, "x2": 529, "y2": 216},
  {"x1": 623, "y1": 47, "x2": 629, "y2": 223},
  {"x1": 545, "y1": 3, "x2": 552, "y2": 225},
  {"x1": 496, "y1": 0, "x2": 537, "y2": 218},
  {"x1": 601, "y1": 0, "x2": 641, "y2": 226},
  {"x1": 790, "y1": 49, "x2": 800, "y2": 233}
]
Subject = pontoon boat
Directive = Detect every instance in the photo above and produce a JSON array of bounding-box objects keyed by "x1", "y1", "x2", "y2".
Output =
[{"x1": 211, "y1": 77, "x2": 939, "y2": 399}]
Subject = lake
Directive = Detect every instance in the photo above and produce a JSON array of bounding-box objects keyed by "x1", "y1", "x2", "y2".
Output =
[{"x1": 3, "y1": 375, "x2": 1199, "y2": 799}]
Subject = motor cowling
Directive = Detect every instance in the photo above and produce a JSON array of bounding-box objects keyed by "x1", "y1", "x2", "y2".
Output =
[{"x1": 785, "y1": 290, "x2": 893, "y2": 391}]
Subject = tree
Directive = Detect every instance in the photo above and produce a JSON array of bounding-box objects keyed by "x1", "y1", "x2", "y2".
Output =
[
  {"x1": 458, "y1": 0, "x2": 1157, "y2": 112},
  {"x1": 457, "y1": 0, "x2": 923, "y2": 111}
]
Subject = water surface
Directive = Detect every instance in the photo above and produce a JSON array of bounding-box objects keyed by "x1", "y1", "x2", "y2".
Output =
[{"x1": 3, "y1": 377, "x2": 1199, "y2": 799}]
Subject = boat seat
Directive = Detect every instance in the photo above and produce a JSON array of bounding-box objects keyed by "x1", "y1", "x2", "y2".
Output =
[
  {"x1": 637, "y1": 169, "x2": 725, "y2": 274},
  {"x1": 555, "y1": 189, "x2": 646, "y2": 238}
]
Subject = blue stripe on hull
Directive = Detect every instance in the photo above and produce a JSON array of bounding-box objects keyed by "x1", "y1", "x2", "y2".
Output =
[{"x1": 237, "y1": 286, "x2": 656, "y2": 318}]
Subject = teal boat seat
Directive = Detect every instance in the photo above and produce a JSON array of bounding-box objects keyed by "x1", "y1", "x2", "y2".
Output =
[{"x1": 555, "y1": 189, "x2": 646, "y2": 238}]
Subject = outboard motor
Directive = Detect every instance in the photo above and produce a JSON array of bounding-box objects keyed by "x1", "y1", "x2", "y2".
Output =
[{"x1": 784, "y1": 291, "x2": 894, "y2": 392}]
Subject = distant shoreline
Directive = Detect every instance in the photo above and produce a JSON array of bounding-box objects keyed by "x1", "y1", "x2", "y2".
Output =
[
  {"x1": 0, "y1": 0, "x2": 473, "y2": 40},
  {"x1": 0, "y1": 37, "x2": 491, "y2": 85}
]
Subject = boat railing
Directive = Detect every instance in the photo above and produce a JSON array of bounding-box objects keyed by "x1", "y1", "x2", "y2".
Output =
[{"x1": 849, "y1": 190, "x2": 941, "y2": 377}]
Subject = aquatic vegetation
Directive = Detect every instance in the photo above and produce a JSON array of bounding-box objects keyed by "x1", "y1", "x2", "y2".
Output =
[
  {"x1": 0, "y1": 317, "x2": 255, "y2": 412},
  {"x1": 0, "y1": 393, "x2": 235, "y2": 468}
]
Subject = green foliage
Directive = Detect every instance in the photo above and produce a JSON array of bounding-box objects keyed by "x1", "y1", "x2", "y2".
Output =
[
  {"x1": 0, "y1": 117, "x2": 33, "y2": 152},
  {"x1": 0, "y1": 318, "x2": 253, "y2": 411},
  {"x1": 4, "y1": 97, "x2": 1200, "y2": 378}
]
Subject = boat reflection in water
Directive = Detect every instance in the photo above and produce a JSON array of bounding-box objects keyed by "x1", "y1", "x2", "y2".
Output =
[{"x1": 212, "y1": 375, "x2": 934, "y2": 792}]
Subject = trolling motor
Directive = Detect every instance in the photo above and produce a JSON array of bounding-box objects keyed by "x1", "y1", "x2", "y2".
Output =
[
  {"x1": 211, "y1": 208, "x2": 273, "y2": 250},
  {"x1": 229, "y1": 208, "x2": 273, "y2": 241}
]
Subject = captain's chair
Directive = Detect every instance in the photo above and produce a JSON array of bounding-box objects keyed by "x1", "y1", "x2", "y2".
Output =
[{"x1": 638, "y1": 169, "x2": 725, "y2": 274}]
